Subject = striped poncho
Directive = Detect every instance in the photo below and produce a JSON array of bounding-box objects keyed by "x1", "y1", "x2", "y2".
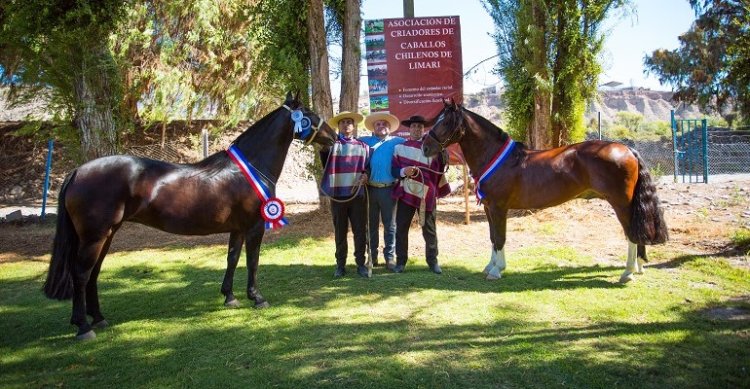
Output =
[
  {"x1": 391, "y1": 140, "x2": 450, "y2": 212},
  {"x1": 320, "y1": 136, "x2": 370, "y2": 198}
]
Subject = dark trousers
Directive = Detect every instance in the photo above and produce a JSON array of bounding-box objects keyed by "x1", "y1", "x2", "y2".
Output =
[
  {"x1": 367, "y1": 186, "x2": 397, "y2": 262},
  {"x1": 331, "y1": 195, "x2": 367, "y2": 267},
  {"x1": 395, "y1": 201, "x2": 438, "y2": 266}
]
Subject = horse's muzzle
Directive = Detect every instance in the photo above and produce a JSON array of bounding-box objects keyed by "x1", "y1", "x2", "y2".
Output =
[{"x1": 421, "y1": 138, "x2": 439, "y2": 157}]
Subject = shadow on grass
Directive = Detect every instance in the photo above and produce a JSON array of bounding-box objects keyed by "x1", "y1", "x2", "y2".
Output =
[
  {"x1": 654, "y1": 244, "x2": 750, "y2": 269},
  {"x1": 2, "y1": 261, "x2": 627, "y2": 349},
  {"x1": 1, "y1": 264, "x2": 748, "y2": 388}
]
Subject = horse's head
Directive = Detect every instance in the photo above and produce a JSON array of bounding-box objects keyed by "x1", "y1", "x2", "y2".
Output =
[
  {"x1": 282, "y1": 92, "x2": 337, "y2": 148},
  {"x1": 422, "y1": 100, "x2": 465, "y2": 157}
]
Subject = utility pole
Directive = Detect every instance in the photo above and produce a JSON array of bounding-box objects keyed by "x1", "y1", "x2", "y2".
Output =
[{"x1": 403, "y1": 0, "x2": 414, "y2": 17}]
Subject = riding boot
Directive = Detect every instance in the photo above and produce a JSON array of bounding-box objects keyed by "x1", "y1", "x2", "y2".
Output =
[{"x1": 393, "y1": 257, "x2": 407, "y2": 273}]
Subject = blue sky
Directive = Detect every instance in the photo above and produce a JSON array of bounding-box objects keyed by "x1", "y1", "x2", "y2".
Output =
[{"x1": 359, "y1": 0, "x2": 695, "y2": 93}]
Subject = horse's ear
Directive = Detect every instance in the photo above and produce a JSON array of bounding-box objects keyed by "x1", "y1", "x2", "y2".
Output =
[
  {"x1": 443, "y1": 98, "x2": 449, "y2": 107},
  {"x1": 294, "y1": 90, "x2": 301, "y2": 102},
  {"x1": 285, "y1": 91, "x2": 293, "y2": 104}
]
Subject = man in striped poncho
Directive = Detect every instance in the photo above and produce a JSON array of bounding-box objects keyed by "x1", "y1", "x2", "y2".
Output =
[
  {"x1": 391, "y1": 115, "x2": 451, "y2": 274},
  {"x1": 320, "y1": 111, "x2": 371, "y2": 278}
]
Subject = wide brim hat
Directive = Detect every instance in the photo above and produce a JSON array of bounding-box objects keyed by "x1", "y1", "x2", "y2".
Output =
[
  {"x1": 401, "y1": 115, "x2": 427, "y2": 127},
  {"x1": 364, "y1": 112, "x2": 401, "y2": 131},
  {"x1": 328, "y1": 111, "x2": 364, "y2": 129}
]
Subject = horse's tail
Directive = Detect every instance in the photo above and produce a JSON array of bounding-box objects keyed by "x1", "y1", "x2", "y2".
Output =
[
  {"x1": 43, "y1": 170, "x2": 78, "y2": 300},
  {"x1": 628, "y1": 148, "x2": 668, "y2": 245}
]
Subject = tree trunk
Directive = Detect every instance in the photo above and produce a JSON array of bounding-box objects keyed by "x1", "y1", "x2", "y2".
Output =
[
  {"x1": 307, "y1": 0, "x2": 334, "y2": 210},
  {"x1": 530, "y1": 92, "x2": 551, "y2": 149},
  {"x1": 550, "y1": 2, "x2": 568, "y2": 148},
  {"x1": 339, "y1": 0, "x2": 362, "y2": 113},
  {"x1": 307, "y1": 0, "x2": 334, "y2": 119},
  {"x1": 528, "y1": 0, "x2": 551, "y2": 149},
  {"x1": 72, "y1": 45, "x2": 120, "y2": 161}
]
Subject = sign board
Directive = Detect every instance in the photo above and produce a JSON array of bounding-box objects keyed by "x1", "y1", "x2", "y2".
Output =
[{"x1": 364, "y1": 16, "x2": 463, "y2": 144}]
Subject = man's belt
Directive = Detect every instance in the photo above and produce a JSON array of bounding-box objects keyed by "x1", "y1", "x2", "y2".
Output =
[{"x1": 368, "y1": 182, "x2": 395, "y2": 188}]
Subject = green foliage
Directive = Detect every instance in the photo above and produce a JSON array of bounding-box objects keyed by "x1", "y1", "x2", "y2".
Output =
[
  {"x1": 615, "y1": 111, "x2": 644, "y2": 132},
  {"x1": 482, "y1": 0, "x2": 631, "y2": 146},
  {"x1": 644, "y1": 0, "x2": 750, "y2": 124},
  {"x1": 249, "y1": 0, "x2": 310, "y2": 101},
  {"x1": 110, "y1": 1, "x2": 280, "y2": 128},
  {"x1": 0, "y1": 0, "x2": 131, "y2": 159},
  {"x1": 609, "y1": 124, "x2": 632, "y2": 139}
]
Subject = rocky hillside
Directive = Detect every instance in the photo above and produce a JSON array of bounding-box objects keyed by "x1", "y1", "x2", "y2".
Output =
[
  {"x1": 586, "y1": 88, "x2": 703, "y2": 123},
  {"x1": 463, "y1": 87, "x2": 706, "y2": 125}
]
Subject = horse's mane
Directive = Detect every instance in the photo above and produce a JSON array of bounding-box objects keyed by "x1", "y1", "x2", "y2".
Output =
[
  {"x1": 462, "y1": 106, "x2": 527, "y2": 165},
  {"x1": 188, "y1": 104, "x2": 289, "y2": 175},
  {"x1": 231, "y1": 105, "x2": 287, "y2": 146}
]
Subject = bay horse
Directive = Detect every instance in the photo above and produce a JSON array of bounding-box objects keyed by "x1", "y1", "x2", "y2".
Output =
[
  {"x1": 43, "y1": 93, "x2": 336, "y2": 340},
  {"x1": 421, "y1": 101, "x2": 668, "y2": 283}
]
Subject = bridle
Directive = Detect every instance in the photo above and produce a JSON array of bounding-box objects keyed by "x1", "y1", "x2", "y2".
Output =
[
  {"x1": 427, "y1": 107, "x2": 465, "y2": 152},
  {"x1": 283, "y1": 104, "x2": 322, "y2": 146}
]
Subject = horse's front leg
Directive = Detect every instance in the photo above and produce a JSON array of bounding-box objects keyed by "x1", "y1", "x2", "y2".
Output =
[
  {"x1": 482, "y1": 204, "x2": 497, "y2": 275},
  {"x1": 485, "y1": 206, "x2": 509, "y2": 281},
  {"x1": 244, "y1": 222, "x2": 269, "y2": 308},
  {"x1": 221, "y1": 231, "x2": 245, "y2": 307}
]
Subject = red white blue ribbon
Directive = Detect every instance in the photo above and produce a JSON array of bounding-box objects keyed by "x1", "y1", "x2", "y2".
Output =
[
  {"x1": 227, "y1": 145, "x2": 289, "y2": 229},
  {"x1": 474, "y1": 137, "x2": 515, "y2": 203}
]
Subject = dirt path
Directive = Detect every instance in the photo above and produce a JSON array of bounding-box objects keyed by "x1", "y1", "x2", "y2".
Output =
[{"x1": 1, "y1": 176, "x2": 748, "y2": 268}]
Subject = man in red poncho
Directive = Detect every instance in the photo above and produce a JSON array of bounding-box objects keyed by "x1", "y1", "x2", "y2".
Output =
[{"x1": 390, "y1": 115, "x2": 451, "y2": 274}]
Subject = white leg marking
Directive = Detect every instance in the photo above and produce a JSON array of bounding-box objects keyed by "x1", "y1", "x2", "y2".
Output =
[
  {"x1": 619, "y1": 241, "x2": 638, "y2": 283},
  {"x1": 636, "y1": 257, "x2": 646, "y2": 275},
  {"x1": 483, "y1": 248, "x2": 497, "y2": 275},
  {"x1": 486, "y1": 248, "x2": 506, "y2": 280}
]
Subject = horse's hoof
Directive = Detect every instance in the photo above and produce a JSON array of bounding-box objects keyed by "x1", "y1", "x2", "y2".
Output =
[
  {"x1": 224, "y1": 299, "x2": 241, "y2": 308},
  {"x1": 92, "y1": 319, "x2": 109, "y2": 329},
  {"x1": 619, "y1": 273, "x2": 635, "y2": 284},
  {"x1": 482, "y1": 265, "x2": 492, "y2": 275},
  {"x1": 75, "y1": 330, "x2": 96, "y2": 341},
  {"x1": 254, "y1": 301, "x2": 270, "y2": 309},
  {"x1": 485, "y1": 273, "x2": 501, "y2": 280}
]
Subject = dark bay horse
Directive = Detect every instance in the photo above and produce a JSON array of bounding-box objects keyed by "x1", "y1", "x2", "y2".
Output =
[
  {"x1": 422, "y1": 102, "x2": 668, "y2": 283},
  {"x1": 43, "y1": 93, "x2": 336, "y2": 340}
]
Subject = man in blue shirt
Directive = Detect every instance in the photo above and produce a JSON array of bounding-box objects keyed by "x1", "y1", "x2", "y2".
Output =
[{"x1": 360, "y1": 112, "x2": 405, "y2": 270}]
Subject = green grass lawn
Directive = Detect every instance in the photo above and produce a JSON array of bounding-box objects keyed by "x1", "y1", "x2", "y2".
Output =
[{"x1": 1, "y1": 235, "x2": 749, "y2": 388}]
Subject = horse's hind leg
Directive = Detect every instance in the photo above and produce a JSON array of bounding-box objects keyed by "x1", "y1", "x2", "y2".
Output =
[
  {"x1": 86, "y1": 232, "x2": 117, "y2": 329},
  {"x1": 636, "y1": 244, "x2": 647, "y2": 274},
  {"x1": 71, "y1": 237, "x2": 110, "y2": 340},
  {"x1": 221, "y1": 231, "x2": 244, "y2": 308},
  {"x1": 619, "y1": 240, "x2": 638, "y2": 283},
  {"x1": 610, "y1": 204, "x2": 641, "y2": 283}
]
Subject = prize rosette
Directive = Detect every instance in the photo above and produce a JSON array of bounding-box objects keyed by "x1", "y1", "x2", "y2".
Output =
[{"x1": 261, "y1": 197, "x2": 288, "y2": 230}]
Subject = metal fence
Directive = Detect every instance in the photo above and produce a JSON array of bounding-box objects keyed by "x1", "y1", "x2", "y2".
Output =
[{"x1": 590, "y1": 130, "x2": 750, "y2": 179}]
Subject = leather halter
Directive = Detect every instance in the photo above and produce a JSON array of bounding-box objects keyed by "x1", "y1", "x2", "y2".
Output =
[
  {"x1": 427, "y1": 107, "x2": 465, "y2": 151},
  {"x1": 283, "y1": 104, "x2": 321, "y2": 146}
]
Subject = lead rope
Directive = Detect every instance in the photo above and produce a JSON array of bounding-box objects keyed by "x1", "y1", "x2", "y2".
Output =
[{"x1": 404, "y1": 164, "x2": 448, "y2": 227}]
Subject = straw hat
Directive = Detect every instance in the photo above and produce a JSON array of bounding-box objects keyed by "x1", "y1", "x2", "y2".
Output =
[
  {"x1": 364, "y1": 112, "x2": 400, "y2": 131},
  {"x1": 327, "y1": 111, "x2": 364, "y2": 128},
  {"x1": 400, "y1": 115, "x2": 427, "y2": 127}
]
